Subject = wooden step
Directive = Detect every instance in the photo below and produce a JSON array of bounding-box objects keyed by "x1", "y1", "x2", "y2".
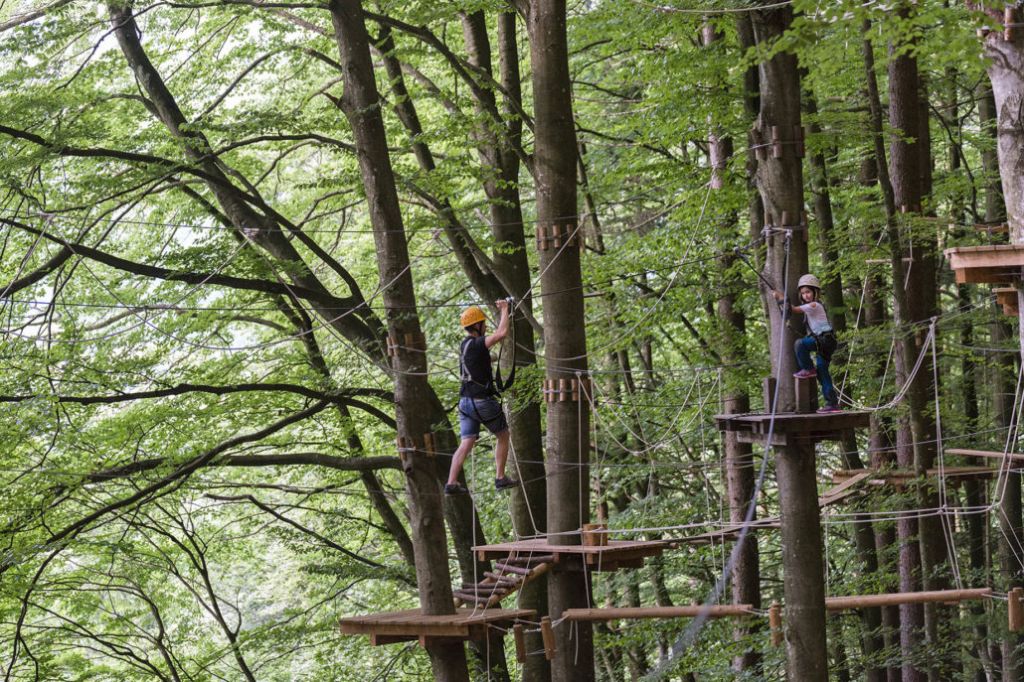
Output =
[
  {"x1": 483, "y1": 573, "x2": 521, "y2": 586},
  {"x1": 454, "y1": 588, "x2": 507, "y2": 604},
  {"x1": 455, "y1": 585, "x2": 508, "y2": 598},
  {"x1": 494, "y1": 563, "x2": 533, "y2": 576},
  {"x1": 506, "y1": 553, "x2": 556, "y2": 566}
]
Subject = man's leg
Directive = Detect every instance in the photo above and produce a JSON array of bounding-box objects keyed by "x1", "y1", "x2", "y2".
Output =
[
  {"x1": 447, "y1": 436, "x2": 478, "y2": 486},
  {"x1": 494, "y1": 429, "x2": 511, "y2": 479}
]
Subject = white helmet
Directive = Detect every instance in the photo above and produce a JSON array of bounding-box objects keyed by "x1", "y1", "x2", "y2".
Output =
[{"x1": 797, "y1": 274, "x2": 821, "y2": 290}]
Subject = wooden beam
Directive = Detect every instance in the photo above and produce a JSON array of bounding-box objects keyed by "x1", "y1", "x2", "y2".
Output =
[
  {"x1": 946, "y1": 448, "x2": 1024, "y2": 463},
  {"x1": 560, "y1": 605, "x2": 755, "y2": 621},
  {"x1": 824, "y1": 588, "x2": 991, "y2": 611}
]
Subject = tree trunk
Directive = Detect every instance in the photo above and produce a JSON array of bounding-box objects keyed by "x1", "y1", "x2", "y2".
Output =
[
  {"x1": 703, "y1": 21, "x2": 762, "y2": 675},
  {"x1": 751, "y1": 5, "x2": 826, "y2": 680},
  {"x1": 517, "y1": 1, "x2": 593, "y2": 680},
  {"x1": 861, "y1": 20, "x2": 904, "y2": 680},
  {"x1": 463, "y1": 12, "x2": 553, "y2": 681},
  {"x1": 328, "y1": 1, "x2": 469, "y2": 678},
  {"x1": 975, "y1": 36, "x2": 1024, "y2": 674},
  {"x1": 885, "y1": 6, "x2": 941, "y2": 678}
]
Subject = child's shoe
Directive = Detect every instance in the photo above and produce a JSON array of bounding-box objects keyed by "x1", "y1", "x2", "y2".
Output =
[
  {"x1": 816, "y1": 404, "x2": 842, "y2": 414},
  {"x1": 793, "y1": 369, "x2": 817, "y2": 379}
]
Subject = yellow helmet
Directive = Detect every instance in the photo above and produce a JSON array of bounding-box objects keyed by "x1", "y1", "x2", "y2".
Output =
[{"x1": 460, "y1": 305, "x2": 486, "y2": 329}]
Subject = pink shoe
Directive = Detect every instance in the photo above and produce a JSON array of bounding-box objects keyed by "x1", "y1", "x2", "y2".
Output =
[
  {"x1": 817, "y1": 404, "x2": 842, "y2": 414},
  {"x1": 793, "y1": 369, "x2": 817, "y2": 379}
]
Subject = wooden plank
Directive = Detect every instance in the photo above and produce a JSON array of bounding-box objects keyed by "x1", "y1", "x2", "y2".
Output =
[
  {"x1": 562, "y1": 605, "x2": 754, "y2": 621},
  {"x1": 370, "y1": 634, "x2": 417, "y2": 645},
  {"x1": 819, "y1": 471, "x2": 872, "y2": 501}
]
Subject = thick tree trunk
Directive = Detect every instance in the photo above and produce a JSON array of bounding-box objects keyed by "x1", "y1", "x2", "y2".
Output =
[
  {"x1": 861, "y1": 21, "x2": 904, "y2": 680},
  {"x1": 885, "y1": 6, "x2": 941, "y2": 678},
  {"x1": 703, "y1": 22, "x2": 762, "y2": 675},
  {"x1": 463, "y1": 12, "x2": 553, "y2": 682},
  {"x1": 751, "y1": 5, "x2": 825, "y2": 680},
  {"x1": 976, "y1": 37, "x2": 1024, "y2": 674},
  {"x1": 328, "y1": 1, "x2": 469, "y2": 679},
  {"x1": 517, "y1": 1, "x2": 593, "y2": 680}
]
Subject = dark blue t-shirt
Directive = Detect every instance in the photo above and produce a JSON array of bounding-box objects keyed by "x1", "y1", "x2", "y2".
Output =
[{"x1": 459, "y1": 336, "x2": 495, "y2": 398}]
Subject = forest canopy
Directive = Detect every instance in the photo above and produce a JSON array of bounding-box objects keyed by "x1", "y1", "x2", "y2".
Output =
[{"x1": 2, "y1": 0, "x2": 1023, "y2": 680}]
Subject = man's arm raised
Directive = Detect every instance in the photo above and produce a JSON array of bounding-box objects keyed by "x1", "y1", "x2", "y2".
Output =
[{"x1": 485, "y1": 299, "x2": 510, "y2": 349}]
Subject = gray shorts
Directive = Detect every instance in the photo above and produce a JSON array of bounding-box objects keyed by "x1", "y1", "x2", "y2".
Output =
[{"x1": 457, "y1": 396, "x2": 508, "y2": 438}]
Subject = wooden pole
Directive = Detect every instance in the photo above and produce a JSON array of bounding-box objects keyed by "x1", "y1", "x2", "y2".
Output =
[
  {"x1": 540, "y1": 616, "x2": 557, "y2": 660},
  {"x1": 769, "y1": 603, "x2": 783, "y2": 647},
  {"x1": 513, "y1": 624, "x2": 527, "y2": 663},
  {"x1": 561, "y1": 605, "x2": 754, "y2": 621},
  {"x1": 825, "y1": 588, "x2": 991, "y2": 611},
  {"x1": 1010, "y1": 587, "x2": 1024, "y2": 633}
]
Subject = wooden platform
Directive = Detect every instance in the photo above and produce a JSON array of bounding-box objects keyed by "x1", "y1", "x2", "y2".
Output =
[
  {"x1": 945, "y1": 244, "x2": 1024, "y2": 284},
  {"x1": 472, "y1": 538, "x2": 669, "y2": 571},
  {"x1": 338, "y1": 607, "x2": 535, "y2": 646},
  {"x1": 714, "y1": 410, "x2": 871, "y2": 446},
  {"x1": 995, "y1": 287, "x2": 1020, "y2": 316}
]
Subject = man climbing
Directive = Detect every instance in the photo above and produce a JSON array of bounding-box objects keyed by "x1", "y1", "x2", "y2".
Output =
[
  {"x1": 445, "y1": 299, "x2": 517, "y2": 495},
  {"x1": 774, "y1": 274, "x2": 841, "y2": 414}
]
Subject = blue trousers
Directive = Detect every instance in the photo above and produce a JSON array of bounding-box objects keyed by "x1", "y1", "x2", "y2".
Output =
[{"x1": 795, "y1": 335, "x2": 837, "y2": 407}]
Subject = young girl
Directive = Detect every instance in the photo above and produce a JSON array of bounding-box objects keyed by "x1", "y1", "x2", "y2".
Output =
[{"x1": 773, "y1": 274, "x2": 841, "y2": 414}]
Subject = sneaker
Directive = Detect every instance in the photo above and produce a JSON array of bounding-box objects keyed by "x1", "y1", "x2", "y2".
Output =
[
  {"x1": 817, "y1": 404, "x2": 842, "y2": 414},
  {"x1": 793, "y1": 369, "x2": 817, "y2": 379},
  {"x1": 444, "y1": 483, "x2": 470, "y2": 495},
  {"x1": 495, "y1": 476, "x2": 519, "y2": 491}
]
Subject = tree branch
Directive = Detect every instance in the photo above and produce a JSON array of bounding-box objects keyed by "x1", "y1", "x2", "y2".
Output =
[{"x1": 2, "y1": 217, "x2": 357, "y2": 308}]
